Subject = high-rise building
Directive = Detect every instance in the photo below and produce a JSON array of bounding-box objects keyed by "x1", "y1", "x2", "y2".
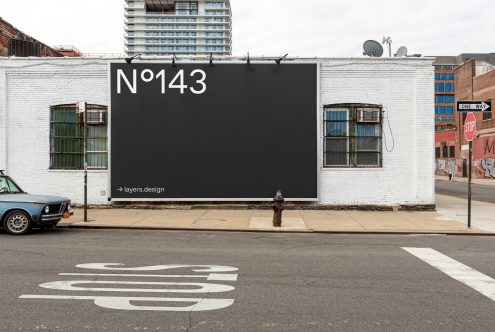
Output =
[{"x1": 124, "y1": 0, "x2": 232, "y2": 57}]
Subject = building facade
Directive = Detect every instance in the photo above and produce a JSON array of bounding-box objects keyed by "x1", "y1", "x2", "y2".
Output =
[
  {"x1": 433, "y1": 54, "x2": 495, "y2": 132},
  {"x1": 455, "y1": 59, "x2": 495, "y2": 179},
  {"x1": 434, "y1": 59, "x2": 495, "y2": 179},
  {"x1": 125, "y1": 0, "x2": 232, "y2": 57},
  {"x1": 0, "y1": 17, "x2": 62, "y2": 57},
  {"x1": 0, "y1": 57, "x2": 434, "y2": 207}
]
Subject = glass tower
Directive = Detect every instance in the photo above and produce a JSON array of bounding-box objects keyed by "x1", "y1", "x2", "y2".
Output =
[{"x1": 125, "y1": 0, "x2": 232, "y2": 57}]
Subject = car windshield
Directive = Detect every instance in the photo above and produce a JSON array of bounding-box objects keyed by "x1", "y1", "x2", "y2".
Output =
[{"x1": 0, "y1": 176, "x2": 24, "y2": 194}]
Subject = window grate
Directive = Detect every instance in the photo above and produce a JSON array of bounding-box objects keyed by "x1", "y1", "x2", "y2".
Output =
[
  {"x1": 49, "y1": 104, "x2": 108, "y2": 170},
  {"x1": 323, "y1": 104, "x2": 383, "y2": 168}
]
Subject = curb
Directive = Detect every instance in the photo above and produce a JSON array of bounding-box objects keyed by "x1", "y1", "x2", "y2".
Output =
[{"x1": 57, "y1": 224, "x2": 494, "y2": 236}]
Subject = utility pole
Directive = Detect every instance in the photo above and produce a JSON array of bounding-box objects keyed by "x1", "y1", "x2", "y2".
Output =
[
  {"x1": 77, "y1": 101, "x2": 88, "y2": 222},
  {"x1": 83, "y1": 105, "x2": 88, "y2": 222}
]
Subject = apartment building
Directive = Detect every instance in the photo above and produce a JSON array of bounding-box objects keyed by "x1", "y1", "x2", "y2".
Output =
[{"x1": 124, "y1": 0, "x2": 232, "y2": 57}]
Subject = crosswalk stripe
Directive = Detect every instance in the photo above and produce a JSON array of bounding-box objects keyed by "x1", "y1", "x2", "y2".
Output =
[{"x1": 402, "y1": 247, "x2": 495, "y2": 302}]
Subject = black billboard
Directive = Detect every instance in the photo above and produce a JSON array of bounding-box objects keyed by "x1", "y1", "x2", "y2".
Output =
[{"x1": 110, "y1": 63, "x2": 318, "y2": 200}]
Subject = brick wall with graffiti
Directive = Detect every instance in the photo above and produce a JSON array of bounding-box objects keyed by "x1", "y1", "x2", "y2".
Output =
[{"x1": 474, "y1": 134, "x2": 495, "y2": 179}]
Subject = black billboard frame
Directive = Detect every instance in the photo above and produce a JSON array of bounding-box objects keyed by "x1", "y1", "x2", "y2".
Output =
[{"x1": 108, "y1": 60, "x2": 321, "y2": 202}]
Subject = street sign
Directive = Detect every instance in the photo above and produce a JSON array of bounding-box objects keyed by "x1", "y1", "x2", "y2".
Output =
[
  {"x1": 464, "y1": 112, "x2": 477, "y2": 142},
  {"x1": 75, "y1": 101, "x2": 86, "y2": 113},
  {"x1": 457, "y1": 101, "x2": 491, "y2": 112}
]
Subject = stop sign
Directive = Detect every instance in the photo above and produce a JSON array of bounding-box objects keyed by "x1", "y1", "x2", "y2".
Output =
[{"x1": 464, "y1": 112, "x2": 477, "y2": 142}]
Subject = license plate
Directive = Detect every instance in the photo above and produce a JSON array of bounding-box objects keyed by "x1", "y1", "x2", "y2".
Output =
[{"x1": 63, "y1": 211, "x2": 70, "y2": 219}]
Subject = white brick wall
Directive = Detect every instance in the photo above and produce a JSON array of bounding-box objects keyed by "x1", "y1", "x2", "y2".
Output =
[
  {"x1": 0, "y1": 58, "x2": 110, "y2": 204},
  {"x1": 318, "y1": 58, "x2": 435, "y2": 205},
  {"x1": 0, "y1": 57, "x2": 434, "y2": 206}
]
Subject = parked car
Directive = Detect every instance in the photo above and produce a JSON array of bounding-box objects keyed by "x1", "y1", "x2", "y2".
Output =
[{"x1": 0, "y1": 171, "x2": 73, "y2": 235}]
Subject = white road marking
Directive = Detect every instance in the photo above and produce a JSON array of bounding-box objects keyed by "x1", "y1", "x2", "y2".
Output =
[
  {"x1": 19, "y1": 295, "x2": 234, "y2": 311},
  {"x1": 21, "y1": 263, "x2": 239, "y2": 312},
  {"x1": 59, "y1": 273, "x2": 238, "y2": 281},
  {"x1": 39, "y1": 280, "x2": 235, "y2": 293},
  {"x1": 402, "y1": 247, "x2": 495, "y2": 301},
  {"x1": 75, "y1": 263, "x2": 238, "y2": 272}
]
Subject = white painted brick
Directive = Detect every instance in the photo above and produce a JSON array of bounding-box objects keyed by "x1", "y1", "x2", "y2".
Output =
[{"x1": 0, "y1": 57, "x2": 434, "y2": 206}]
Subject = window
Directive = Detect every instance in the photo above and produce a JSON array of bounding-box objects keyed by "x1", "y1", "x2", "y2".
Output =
[
  {"x1": 445, "y1": 83, "x2": 452, "y2": 92},
  {"x1": 441, "y1": 143, "x2": 448, "y2": 158},
  {"x1": 0, "y1": 176, "x2": 23, "y2": 194},
  {"x1": 435, "y1": 73, "x2": 440, "y2": 80},
  {"x1": 449, "y1": 73, "x2": 455, "y2": 80},
  {"x1": 447, "y1": 106, "x2": 454, "y2": 114},
  {"x1": 436, "y1": 95, "x2": 443, "y2": 103},
  {"x1": 449, "y1": 146, "x2": 455, "y2": 158},
  {"x1": 323, "y1": 104, "x2": 383, "y2": 168},
  {"x1": 175, "y1": 1, "x2": 198, "y2": 15},
  {"x1": 439, "y1": 106, "x2": 446, "y2": 114},
  {"x1": 435, "y1": 106, "x2": 439, "y2": 114},
  {"x1": 483, "y1": 109, "x2": 492, "y2": 120},
  {"x1": 435, "y1": 147, "x2": 440, "y2": 158},
  {"x1": 441, "y1": 73, "x2": 447, "y2": 80},
  {"x1": 437, "y1": 83, "x2": 444, "y2": 92},
  {"x1": 50, "y1": 104, "x2": 108, "y2": 170}
]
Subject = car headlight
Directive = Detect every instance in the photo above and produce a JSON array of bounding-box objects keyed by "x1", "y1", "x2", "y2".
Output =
[
  {"x1": 67, "y1": 203, "x2": 71, "y2": 211},
  {"x1": 44, "y1": 206, "x2": 50, "y2": 214}
]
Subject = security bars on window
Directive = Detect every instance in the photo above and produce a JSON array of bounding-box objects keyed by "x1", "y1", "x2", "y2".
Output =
[
  {"x1": 323, "y1": 104, "x2": 383, "y2": 168},
  {"x1": 49, "y1": 104, "x2": 108, "y2": 170}
]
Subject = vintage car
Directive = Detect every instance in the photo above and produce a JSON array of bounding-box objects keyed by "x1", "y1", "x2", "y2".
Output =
[{"x1": 0, "y1": 171, "x2": 72, "y2": 235}]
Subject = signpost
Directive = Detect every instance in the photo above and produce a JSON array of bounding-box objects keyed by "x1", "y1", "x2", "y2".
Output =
[
  {"x1": 463, "y1": 112, "x2": 476, "y2": 228},
  {"x1": 76, "y1": 101, "x2": 88, "y2": 222}
]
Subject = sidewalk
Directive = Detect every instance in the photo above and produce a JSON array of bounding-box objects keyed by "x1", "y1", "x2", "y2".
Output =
[
  {"x1": 58, "y1": 208, "x2": 490, "y2": 235},
  {"x1": 436, "y1": 175, "x2": 495, "y2": 187},
  {"x1": 436, "y1": 194, "x2": 495, "y2": 233}
]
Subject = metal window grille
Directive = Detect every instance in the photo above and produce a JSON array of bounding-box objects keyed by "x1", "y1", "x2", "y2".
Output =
[
  {"x1": 323, "y1": 104, "x2": 383, "y2": 168},
  {"x1": 49, "y1": 104, "x2": 108, "y2": 170}
]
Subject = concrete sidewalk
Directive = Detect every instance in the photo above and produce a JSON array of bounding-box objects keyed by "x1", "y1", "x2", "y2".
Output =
[
  {"x1": 436, "y1": 194, "x2": 495, "y2": 233},
  {"x1": 58, "y1": 208, "x2": 489, "y2": 235}
]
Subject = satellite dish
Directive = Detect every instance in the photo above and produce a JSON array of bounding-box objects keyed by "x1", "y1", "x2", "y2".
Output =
[
  {"x1": 395, "y1": 46, "x2": 408, "y2": 57},
  {"x1": 363, "y1": 40, "x2": 383, "y2": 57}
]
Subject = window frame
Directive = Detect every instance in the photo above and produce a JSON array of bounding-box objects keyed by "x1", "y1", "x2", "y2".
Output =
[
  {"x1": 323, "y1": 103, "x2": 383, "y2": 169},
  {"x1": 49, "y1": 104, "x2": 108, "y2": 170}
]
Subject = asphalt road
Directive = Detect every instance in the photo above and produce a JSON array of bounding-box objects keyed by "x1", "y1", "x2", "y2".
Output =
[
  {"x1": 1, "y1": 228, "x2": 495, "y2": 331},
  {"x1": 436, "y1": 180, "x2": 495, "y2": 204}
]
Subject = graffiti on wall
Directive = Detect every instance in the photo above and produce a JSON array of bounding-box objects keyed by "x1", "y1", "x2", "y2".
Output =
[
  {"x1": 481, "y1": 158, "x2": 495, "y2": 178},
  {"x1": 436, "y1": 159, "x2": 456, "y2": 174}
]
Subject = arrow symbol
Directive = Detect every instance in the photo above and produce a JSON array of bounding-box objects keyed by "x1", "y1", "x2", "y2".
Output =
[
  {"x1": 117, "y1": 187, "x2": 123, "y2": 192},
  {"x1": 482, "y1": 102, "x2": 490, "y2": 112}
]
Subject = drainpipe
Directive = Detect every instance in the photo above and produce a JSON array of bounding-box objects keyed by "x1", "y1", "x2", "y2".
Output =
[{"x1": 2, "y1": 72, "x2": 7, "y2": 173}]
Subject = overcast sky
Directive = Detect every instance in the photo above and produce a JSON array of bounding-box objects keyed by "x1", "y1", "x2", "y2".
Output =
[{"x1": 0, "y1": 0, "x2": 493, "y2": 57}]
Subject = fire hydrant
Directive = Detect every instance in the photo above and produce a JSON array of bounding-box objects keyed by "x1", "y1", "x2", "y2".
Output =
[{"x1": 272, "y1": 190, "x2": 284, "y2": 227}]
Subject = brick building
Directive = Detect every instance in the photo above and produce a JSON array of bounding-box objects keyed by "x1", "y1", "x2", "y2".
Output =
[
  {"x1": 455, "y1": 59, "x2": 495, "y2": 179},
  {"x1": 0, "y1": 17, "x2": 62, "y2": 57}
]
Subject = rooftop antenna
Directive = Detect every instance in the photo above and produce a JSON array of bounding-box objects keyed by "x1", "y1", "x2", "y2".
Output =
[
  {"x1": 246, "y1": 52, "x2": 250, "y2": 65},
  {"x1": 395, "y1": 46, "x2": 408, "y2": 57},
  {"x1": 363, "y1": 40, "x2": 383, "y2": 57},
  {"x1": 382, "y1": 36, "x2": 392, "y2": 57}
]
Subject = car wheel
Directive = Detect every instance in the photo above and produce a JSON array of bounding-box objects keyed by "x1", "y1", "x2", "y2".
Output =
[{"x1": 4, "y1": 211, "x2": 32, "y2": 235}]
